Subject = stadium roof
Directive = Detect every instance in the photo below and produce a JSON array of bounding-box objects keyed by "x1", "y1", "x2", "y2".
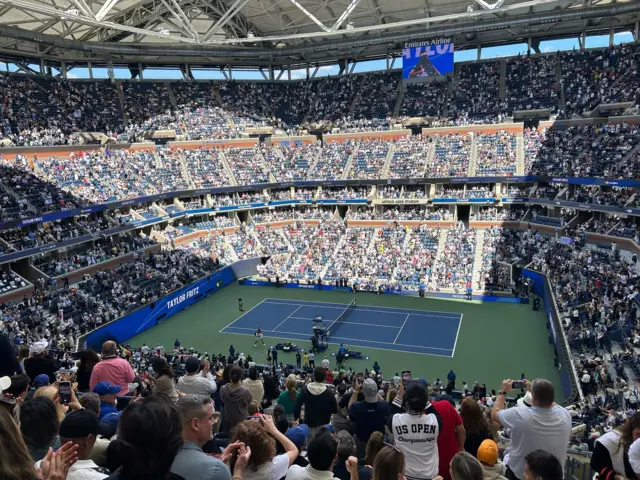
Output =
[{"x1": 0, "y1": 0, "x2": 637, "y2": 67}]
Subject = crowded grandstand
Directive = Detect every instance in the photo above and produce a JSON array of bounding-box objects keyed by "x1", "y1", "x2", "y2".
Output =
[{"x1": 1, "y1": 0, "x2": 640, "y2": 478}]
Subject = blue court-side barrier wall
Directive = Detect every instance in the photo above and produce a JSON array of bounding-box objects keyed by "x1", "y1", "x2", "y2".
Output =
[
  {"x1": 239, "y1": 279, "x2": 527, "y2": 303},
  {"x1": 82, "y1": 267, "x2": 236, "y2": 351},
  {"x1": 78, "y1": 257, "x2": 263, "y2": 351},
  {"x1": 521, "y1": 268, "x2": 581, "y2": 404}
]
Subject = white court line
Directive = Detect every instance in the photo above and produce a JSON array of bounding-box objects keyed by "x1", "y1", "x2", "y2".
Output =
[
  {"x1": 452, "y1": 313, "x2": 463, "y2": 357},
  {"x1": 221, "y1": 327, "x2": 454, "y2": 358},
  {"x1": 264, "y1": 297, "x2": 463, "y2": 316},
  {"x1": 288, "y1": 316, "x2": 400, "y2": 329},
  {"x1": 263, "y1": 300, "x2": 460, "y2": 319},
  {"x1": 394, "y1": 314, "x2": 410, "y2": 344},
  {"x1": 223, "y1": 326, "x2": 453, "y2": 353},
  {"x1": 218, "y1": 298, "x2": 269, "y2": 333},
  {"x1": 272, "y1": 306, "x2": 304, "y2": 332}
]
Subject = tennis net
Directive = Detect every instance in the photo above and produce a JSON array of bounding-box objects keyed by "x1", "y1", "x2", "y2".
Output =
[{"x1": 327, "y1": 298, "x2": 357, "y2": 337}]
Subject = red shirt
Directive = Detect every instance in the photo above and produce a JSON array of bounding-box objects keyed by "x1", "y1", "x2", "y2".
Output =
[{"x1": 433, "y1": 400, "x2": 463, "y2": 479}]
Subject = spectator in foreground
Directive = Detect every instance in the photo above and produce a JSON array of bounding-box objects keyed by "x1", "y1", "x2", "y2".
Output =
[
  {"x1": 491, "y1": 379, "x2": 571, "y2": 480},
  {"x1": 590, "y1": 411, "x2": 640, "y2": 479},
  {"x1": 151, "y1": 357, "x2": 181, "y2": 402},
  {"x1": 451, "y1": 452, "x2": 484, "y2": 480},
  {"x1": 48, "y1": 409, "x2": 109, "y2": 479},
  {"x1": 20, "y1": 396, "x2": 60, "y2": 461},
  {"x1": 333, "y1": 430, "x2": 372, "y2": 480},
  {"x1": 371, "y1": 445, "x2": 406, "y2": 480},
  {"x1": 349, "y1": 378, "x2": 389, "y2": 457},
  {"x1": 294, "y1": 367, "x2": 338, "y2": 433},
  {"x1": 24, "y1": 340, "x2": 58, "y2": 384},
  {"x1": 433, "y1": 396, "x2": 465, "y2": 480},
  {"x1": 171, "y1": 395, "x2": 231, "y2": 480},
  {"x1": 523, "y1": 450, "x2": 563, "y2": 480},
  {"x1": 285, "y1": 427, "x2": 339, "y2": 479},
  {"x1": 93, "y1": 382, "x2": 121, "y2": 421},
  {"x1": 230, "y1": 414, "x2": 298, "y2": 480},
  {"x1": 460, "y1": 396, "x2": 492, "y2": 457},
  {"x1": 364, "y1": 432, "x2": 385, "y2": 467},
  {"x1": 243, "y1": 367, "x2": 265, "y2": 405},
  {"x1": 477, "y1": 439, "x2": 507, "y2": 480},
  {"x1": 0, "y1": 406, "x2": 41, "y2": 480},
  {"x1": 90, "y1": 341, "x2": 135, "y2": 396},
  {"x1": 388, "y1": 380, "x2": 442, "y2": 480},
  {"x1": 220, "y1": 365, "x2": 252, "y2": 434},
  {"x1": 277, "y1": 374, "x2": 298, "y2": 423},
  {"x1": 106, "y1": 395, "x2": 184, "y2": 480},
  {"x1": 177, "y1": 358, "x2": 217, "y2": 397}
]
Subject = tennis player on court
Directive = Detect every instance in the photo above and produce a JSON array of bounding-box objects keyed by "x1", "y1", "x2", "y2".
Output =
[{"x1": 254, "y1": 327, "x2": 265, "y2": 346}]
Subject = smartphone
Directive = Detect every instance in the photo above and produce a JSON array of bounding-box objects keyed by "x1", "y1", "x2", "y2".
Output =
[
  {"x1": 402, "y1": 370, "x2": 412, "y2": 384},
  {"x1": 512, "y1": 380, "x2": 525, "y2": 389},
  {"x1": 58, "y1": 381, "x2": 71, "y2": 404}
]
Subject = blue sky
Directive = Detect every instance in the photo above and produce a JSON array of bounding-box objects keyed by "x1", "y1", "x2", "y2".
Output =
[{"x1": 0, "y1": 32, "x2": 635, "y2": 79}]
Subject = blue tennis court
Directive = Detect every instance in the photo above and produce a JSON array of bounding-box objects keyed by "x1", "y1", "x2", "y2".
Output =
[{"x1": 220, "y1": 298, "x2": 463, "y2": 357}]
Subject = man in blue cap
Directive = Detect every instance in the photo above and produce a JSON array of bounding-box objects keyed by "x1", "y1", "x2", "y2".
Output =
[{"x1": 92, "y1": 381, "x2": 121, "y2": 420}]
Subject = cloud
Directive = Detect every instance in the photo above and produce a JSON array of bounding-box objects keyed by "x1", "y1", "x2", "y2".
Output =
[
  {"x1": 542, "y1": 45, "x2": 555, "y2": 53},
  {"x1": 66, "y1": 72, "x2": 78, "y2": 78},
  {"x1": 289, "y1": 65, "x2": 340, "y2": 80}
]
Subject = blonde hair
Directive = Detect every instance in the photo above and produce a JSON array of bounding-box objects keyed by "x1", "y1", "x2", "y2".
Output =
[
  {"x1": 247, "y1": 401, "x2": 260, "y2": 416},
  {"x1": 286, "y1": 374, "x2": 298, "y2": 401},
  {"x1": 34, "y1": 386, "x2": 67, "y2": 421},
  {"x1": 0, "y1": 407, "x2": 37, "y2": 480}
]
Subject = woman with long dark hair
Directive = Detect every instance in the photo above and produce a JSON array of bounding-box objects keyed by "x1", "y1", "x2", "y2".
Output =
[
  {"x1": 76, "y1": 350, "x2": 100, "y2": 392},
  {"x1": 151, "y1": 357, "x2": 181, "y2": 402},
  {"x1": 460, "y1": 397, "x2": 492, "y2": 458},
  {"x1": 590, "y1": 412, "x2": 640, "y2": 480}
]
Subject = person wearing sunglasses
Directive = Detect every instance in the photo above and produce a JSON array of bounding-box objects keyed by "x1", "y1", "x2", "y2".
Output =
[{"x1": 388, "y1": 380, "x2": 442, "y2": 480}]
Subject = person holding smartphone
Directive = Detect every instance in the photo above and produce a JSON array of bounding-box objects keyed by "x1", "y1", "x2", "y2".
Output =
[{"x1": 388, "y1": 379, "x2": 442, "y2": 480}]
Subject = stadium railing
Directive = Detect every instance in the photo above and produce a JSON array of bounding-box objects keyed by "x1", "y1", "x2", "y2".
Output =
[
  {"x1": 75, "y1": 257, "x2": 263, "y2": 352},
  {"x1": 521, "y1": 266, "x2": 583, "y2": 405}
]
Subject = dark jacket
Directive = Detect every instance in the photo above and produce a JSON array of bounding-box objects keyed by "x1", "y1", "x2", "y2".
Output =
[{"x1": 294, "y1": 382, "x2": 338, "y2": 427}]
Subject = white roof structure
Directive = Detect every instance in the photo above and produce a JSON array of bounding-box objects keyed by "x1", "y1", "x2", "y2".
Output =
[{"x1": 0, "y1": 0, "x2": 637, "y2": 66}]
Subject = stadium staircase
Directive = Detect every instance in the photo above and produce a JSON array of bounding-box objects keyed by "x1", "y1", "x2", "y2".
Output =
[
  {"x1": 557, "y1": 185, "x2": 570, "y2": 201},
  {"x1": 307, "y1": 148, "x2": 322, "y2": 174},
  {"x1": 424, "y1": 142, "x2": 436, "y2": 177},
  {"x1": 367, "y1": 229, "x2": 379, "y2": 255},
  {"x1": 443, "y1": 79, "x2": 455, "y2": 117},
  {"x1": 115, "y1": 85, "x2": 129, "y2": 127},
  {"x1": 218, "y1": 151, "x2": 238, "y2": 186},
  {"x1": 515, "y1": 136, "x2": 525, "y2": 175},
  {"x1": 471, "y1": 229, "x2": 485, "y2": 288},
  {"x1": 153, "y1": 150, "x2": 164, "y2": 169},
  {"x1": 625, "y1": 193, "x2": 638, "y2": 208},
  {"x1": 255, "y1": 149, "x2": 278, "y2": 183},
  {"x1": 435, "y1": 228, "x2": 448, "y2": 264},
  {"x1": 467, "y1": 134, "x2": 478, "y2": 177},
  {"x1": 618, "y1": 143, "x2": 640, "y2": 171},
  {"x1": 212, "y1": 86, "x2": 224, "y2": 106},
  {"x1": 499, "y1": 59, "x2": 507, "y2": 100},
  {"x1": 381, "y1": 143, "x2": 396, "y2": 178},
  {"x1": 177, "y1": 151, "x2": 195, "y2": 188},
  {"x1": 554, "y1": 58, "x2": 566, "y2": 115},
  {"x1": 348, "y1": 75, "x2": 369, "y2": 116},
  {"x1": 393, "y1": 81, "x2": 405, "y2": 117},
  {"x1": 341, "y1": 148, "x2": 356, "y2": 180},
  {"x1": 166, "y1": 83, "x2": 178, "y2": 109}
]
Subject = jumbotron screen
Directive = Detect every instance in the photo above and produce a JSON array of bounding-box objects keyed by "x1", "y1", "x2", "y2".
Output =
[{"x1": 402, "y1": 38, "x2": 454, "y2": 79}]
